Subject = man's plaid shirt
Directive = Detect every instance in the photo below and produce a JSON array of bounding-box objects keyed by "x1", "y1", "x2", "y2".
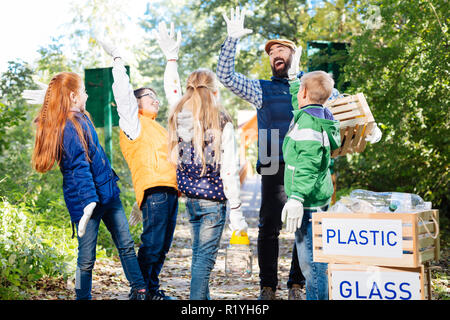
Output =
[{"x1": 216, "y1": 37, "x2": 340, "y2": 109}]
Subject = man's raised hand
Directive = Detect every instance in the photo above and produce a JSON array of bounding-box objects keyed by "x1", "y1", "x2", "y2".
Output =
[{"x1": 222, "y1": 6, "x2": 253, "y2": 39}]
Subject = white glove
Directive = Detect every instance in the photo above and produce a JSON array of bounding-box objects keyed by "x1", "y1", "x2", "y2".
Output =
[
  {"x1": 78, "y1": 202, "x2": 96, "y2": 238},
  {"x1": 229, "y1": 207, "x2": 248, "y2": 235},
  {"x1": 22, "y1": 81, "x2": 48, "y2": 105},
  {"x1": 97, "y1": 39, "x2": 121, "y2": 59},
  {"x1": 365, "y1": 123, "x2": 382, "y2": 144},
  {"x1": 152, "y1": 22, "x2": 182, "y2": 61},
  {"x1": 288, "y1": 46, "x2": 302, "y2": 80},
  {"x1": 281, "y1": 198, "x2": 304, "y2": 233},
  {"x1": 222, "y1": 7, "x2": 253, "y2": 39},
  {"x1": 129, "y1": 202, "x2": 143, "y2": 227}
]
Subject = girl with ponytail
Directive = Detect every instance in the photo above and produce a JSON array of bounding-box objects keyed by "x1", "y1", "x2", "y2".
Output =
[
  {"x1": 156, "y1": 22, "x2": 248, "y2": 300},
  {"x1": 30, "y1": 72, "x2": 147, "y2": 300}
]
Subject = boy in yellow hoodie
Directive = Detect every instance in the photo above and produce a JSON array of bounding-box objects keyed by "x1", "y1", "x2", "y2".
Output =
[{"x1": 98, "y1": 38, "x2": 178, "y2": 300}]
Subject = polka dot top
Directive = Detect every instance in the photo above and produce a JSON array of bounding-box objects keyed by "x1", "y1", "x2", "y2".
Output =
[{"x1": 177, "y1": 138, "x2": 226, "y2": 203}]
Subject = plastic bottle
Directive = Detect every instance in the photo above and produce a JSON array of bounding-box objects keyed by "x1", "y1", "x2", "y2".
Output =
[
  {"x1": 328, "y1": 196, "x2": 377, "y2": 213},
  {"x1": 225, "y1": 231, "x2": 253, "y2": 278},
  {"x1": 349, "y1": 189, "x2": 431, "y2": 213}
]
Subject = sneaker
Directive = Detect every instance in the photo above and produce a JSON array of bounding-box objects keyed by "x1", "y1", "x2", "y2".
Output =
[
  {"x1": 258, "y1": 287, "x2": 276, "y2": 300},
  {"x1": 129, "y1": 288, "x2": 147, "y2": 300},
  {"x1": 147, "y1": 289, "x2": 177, "y2": 300},
  {"x1": 288, "y1": 284, "x2": 304, "y2": 300}
]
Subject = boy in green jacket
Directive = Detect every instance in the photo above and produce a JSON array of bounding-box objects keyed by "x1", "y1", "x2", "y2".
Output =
[{"x1": 281, "y1": 71, "x2": 341, "y2": 300}]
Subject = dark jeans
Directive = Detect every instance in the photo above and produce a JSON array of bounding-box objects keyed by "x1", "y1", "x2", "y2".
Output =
[
  {"x1": 287, "y1": 242, "x2": 306, "y2": 289},
  {"x1": 258, "y1": 163, "x2": 305, "y2": 291},
  {"x1": 138, "y1": 189, "x2": 178, "y2": 293},
  {"x1": 75, "y1": 197, "x2": 146, "y2": 300}
]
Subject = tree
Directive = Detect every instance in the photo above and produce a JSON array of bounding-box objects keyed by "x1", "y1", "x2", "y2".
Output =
[
  {"x1": 36, "y1": 37, "x2": 74, "y2": 82},
  {"x1": 0, "y1": 60, "x2": 35, "y2": 152},
  {"x1": 337, "y1": 0, "x2": 449, "y2": 216},
  {"x1": 138, "y1": 0, "x2": 364, "y2": 125}
]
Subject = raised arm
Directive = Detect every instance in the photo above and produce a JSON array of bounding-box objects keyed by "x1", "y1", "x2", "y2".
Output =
[
  {"x1": 216, "y1": 7, "x2": 263, "y2": 109},
  {"x1": 153, "y1": 22, "x2": 183, "y2": 109},
  {"x1": 97, "y1": 39, "x2": 141, "y2": 140},
  {"x1": 220, "y1": 122, "x2": 248, "y2": 235}
]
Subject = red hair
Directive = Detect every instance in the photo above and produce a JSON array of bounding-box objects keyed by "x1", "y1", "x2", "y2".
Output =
[{"x1": 32, "y1": 72, "x2": 93, "y2": 173}]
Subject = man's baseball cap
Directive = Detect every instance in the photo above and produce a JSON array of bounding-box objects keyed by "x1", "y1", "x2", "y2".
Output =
[{"x1": 265, "y1": 39, "x2": 296, "y2": 55}]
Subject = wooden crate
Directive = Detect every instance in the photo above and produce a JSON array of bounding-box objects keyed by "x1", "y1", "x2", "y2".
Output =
[
  {"x1": 328, "y1": 263, "x2": 431, "y2": 300},
  {"x1": 312, "y1": 210, "x2": 440, "y2": 268},
  {"x1": 324, "y1": 93, "x2": 375, "y2": 157}
]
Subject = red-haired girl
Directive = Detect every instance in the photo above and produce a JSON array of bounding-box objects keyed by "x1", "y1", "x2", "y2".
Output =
[{"x1": 30, "y1": 72, "x2": 147, "y2": 300}]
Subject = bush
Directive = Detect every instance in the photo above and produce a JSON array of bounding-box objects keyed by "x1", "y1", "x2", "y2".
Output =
[{"x1": 0, "y1": 200, "x2": 77, "y2": 299}]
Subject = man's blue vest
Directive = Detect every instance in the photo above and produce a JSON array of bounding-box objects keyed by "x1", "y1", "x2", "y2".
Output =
[{"x1": 256, "y1": 76, "x2": 294, "y2": 174}]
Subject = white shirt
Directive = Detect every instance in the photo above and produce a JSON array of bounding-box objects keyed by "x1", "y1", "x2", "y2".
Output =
[{"x1": 111, "y1": 58, "x2": 141, "y2": 140}]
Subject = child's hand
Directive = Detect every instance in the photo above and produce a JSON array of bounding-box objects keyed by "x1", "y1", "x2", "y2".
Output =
[
  {"x1": 22, "y1": 81, "x2": 48, "y2": 105},
  {"x1": 152, "y1": 22, "x2": 182, "y2": 61},
  {"x1": 97, "y1": 38, "x2": 121, "y2": 60},
  {"x1": 129, "y1": 202, "x2": 142, "y2": 227},
  {"x1": 365, "y1": 123, "x2": 382, "y2": 144},
  {"x1": 229, "y1": 207, "x2": 248, "y2": 235},
  {"x1": 281, "y1": 198, "x2": 304, "y2": 233},
  {"x1": 288, "y1": 46, "x2": 302, "y2": 80},
  {"x1": 78, "y1": 202, "x2": 96, "y2": 238}
]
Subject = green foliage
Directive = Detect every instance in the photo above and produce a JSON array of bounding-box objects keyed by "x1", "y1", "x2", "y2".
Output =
[
  {"x1": 0, "y1": 61, "x2": 35, "y2": 152},
  {"x1": 0, "y1": 201, "x2": 77, "y2": 299},
  {"x1": 0, "y1": 59, "x2": 113, "y2": 290},
  {"x1": 338, "y1": 0, "x2": 449, "y2": 219},
  {"x1": 36, "y1": 37, "x2": 74, "y2": 82},
  {"x1": 0, "y1": 0, "x2": 448, "y2": 298}
]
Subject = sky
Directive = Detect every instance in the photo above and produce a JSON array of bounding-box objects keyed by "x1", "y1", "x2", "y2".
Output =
[{"x1": 0, "y1": 0, "x2": 150, "y2": 73}]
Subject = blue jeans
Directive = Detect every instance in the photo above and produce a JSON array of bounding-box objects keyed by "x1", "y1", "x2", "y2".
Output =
[
  {"x1": 75, "y1": 197, "x2": 146, "y2": 300},
  {"x1": 138, "y1": 190, "x2": 178, "y2": 293},
  {"x1": 186, "y1": 198, "x2": 227, "y2": 300},
  {"x1": 294, "y1": 207, "x2": 329, "y2": 300}
]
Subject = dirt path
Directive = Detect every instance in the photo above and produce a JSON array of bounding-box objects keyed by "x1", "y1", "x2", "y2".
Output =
[
  {"x1": 31, "y1": 176, "x2": 448, "y2": 300},
  {"x1": 33, "y1": 176, "x2": 305, "y2": 300},
  {"x1": 33, "y1": 214, "x2": 301, "y2": 300}
]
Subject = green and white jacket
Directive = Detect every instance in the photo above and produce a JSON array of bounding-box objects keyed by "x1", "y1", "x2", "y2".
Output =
[{"x1": 282, "y1": 105, "x2": 341, "y2": 209}]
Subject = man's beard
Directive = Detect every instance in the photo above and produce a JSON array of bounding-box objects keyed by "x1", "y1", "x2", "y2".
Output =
[{"x1": 271, "y1": 55, "x2": 293, "y2": 78}]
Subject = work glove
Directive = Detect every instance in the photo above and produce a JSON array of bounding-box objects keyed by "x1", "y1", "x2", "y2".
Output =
[
  {"x1": 22, "y1": 81, "x2": 48, "y2": 105},
  {"x1": 152, "y1": 22, "x2": 182, "y2": 61},
  {"x1": 287, "y1": 46, "x2": 302, "y2": 80},
  {"x1": 222, "y1": 7, "x2": 253, "y2": 39},
  {"x1": 129, "y1": 202, "x2": 143, "y2": 227},
  {"x1": 229, "y1": 206, "x2": 248, "y2": 235},
  {"x1": 97, "y1": 38, "x2": 121, "y2": 60},
  {"x1": 365, "y1": 123, "x2": 382, "y2": 144},
  {"x1": 281, "y1": 198, "x2": 304, "y2": 233},
  {"x1": 78, "y1": 202, "x2": 96, "y2": 238}
]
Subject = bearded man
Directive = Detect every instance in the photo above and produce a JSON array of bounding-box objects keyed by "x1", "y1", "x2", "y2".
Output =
[{"x1": 216, "y1": 7, "x2": 341, "y2": 300}]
